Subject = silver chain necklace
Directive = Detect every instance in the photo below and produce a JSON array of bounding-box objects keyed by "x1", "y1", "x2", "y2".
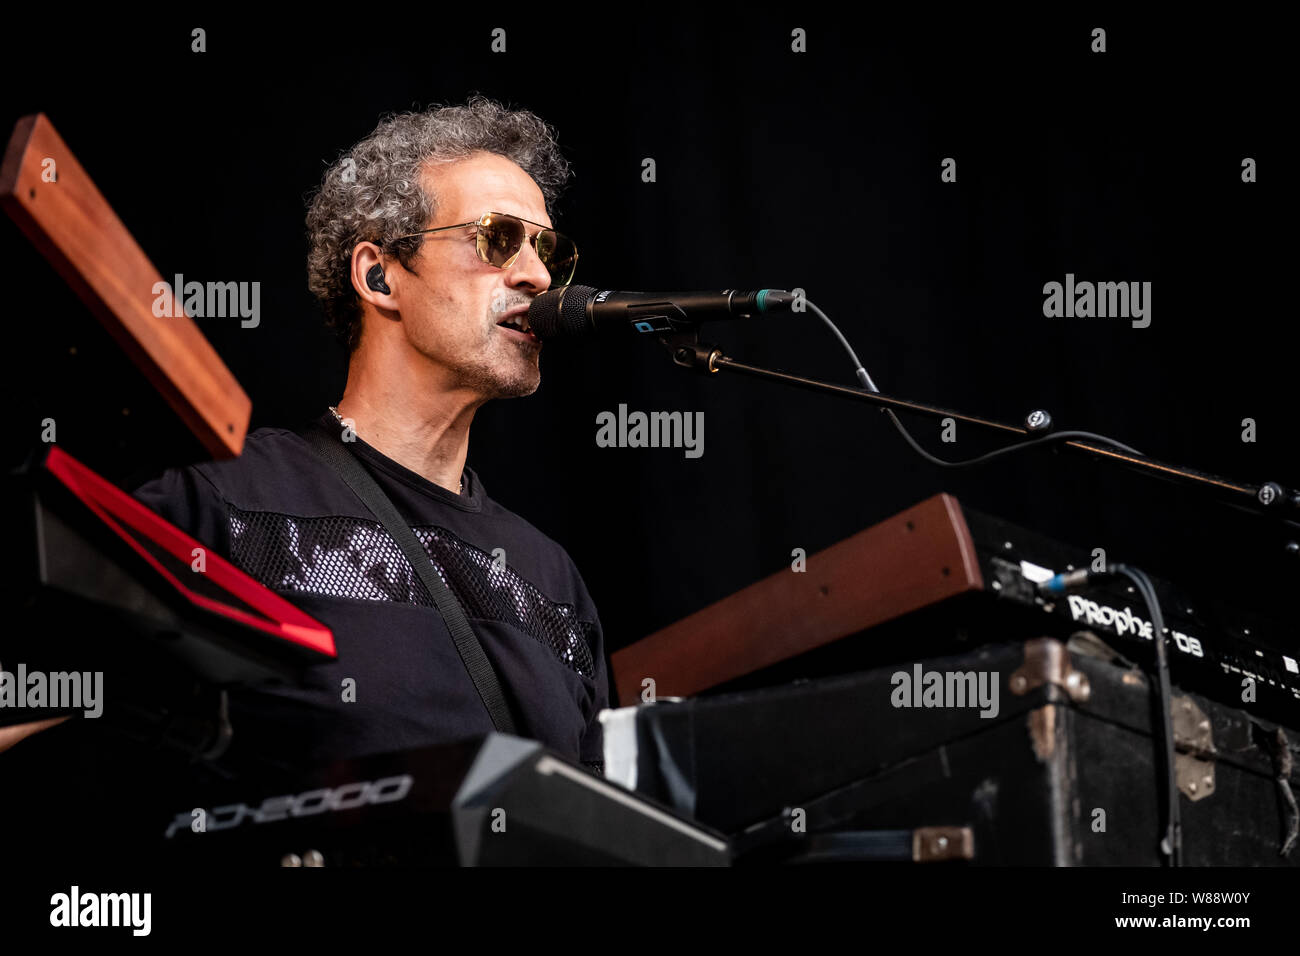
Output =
[{"x1": 328, "y1": 406, "x2": 464, "y2": 495}]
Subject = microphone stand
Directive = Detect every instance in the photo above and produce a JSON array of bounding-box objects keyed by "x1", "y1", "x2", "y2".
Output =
[{"x1": 657, "y1": 332, "x2": 1300, "y2": 533}]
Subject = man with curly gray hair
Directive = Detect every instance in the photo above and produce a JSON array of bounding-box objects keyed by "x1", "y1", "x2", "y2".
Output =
[
  {"x1": 128, "y1": 96, "x2": 608, "y2": 779},
  {"x1": 305, "y1": 94, "x2": 577, "y2": 486}
]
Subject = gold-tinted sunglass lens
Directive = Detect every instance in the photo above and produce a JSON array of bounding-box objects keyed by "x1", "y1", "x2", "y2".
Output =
[
  {"x1": 477, "y1": 214, "x2": 577, "y2": 286},
  {"x1": 478, "y1": 214, "x2": 525, "y2": 268},
  {"x1": 536, "y1": 229, "x2": 577, "y2": 286}
]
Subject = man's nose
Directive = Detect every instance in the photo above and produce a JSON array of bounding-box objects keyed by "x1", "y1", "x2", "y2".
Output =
[{"x1": 506, "y1": 237, "x2": 551, "y2": 292}]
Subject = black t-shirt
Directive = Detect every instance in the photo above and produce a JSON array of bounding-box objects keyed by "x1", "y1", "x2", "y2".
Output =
[{"x1": 130, "y1": 410, "x2": 607, "y2": 775}]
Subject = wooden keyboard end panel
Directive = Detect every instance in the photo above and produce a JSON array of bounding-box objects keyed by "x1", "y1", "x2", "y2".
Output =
[
  {"x1": 1, "y1": 113, "x2": 251, "y2": 458},
  {"x1": 612, "y1": 493, "x2": 984, "y2": 701}
]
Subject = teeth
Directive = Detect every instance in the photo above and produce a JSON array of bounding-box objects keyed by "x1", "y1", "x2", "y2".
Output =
[{"x1": 499, "y1": 312, "x2": 529, "y2": 332}]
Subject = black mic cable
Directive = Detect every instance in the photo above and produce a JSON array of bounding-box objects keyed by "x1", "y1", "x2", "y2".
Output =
[
  {"x1": 1039, "y1": 563, "x2": 1182, "y2": 866},
  {"x1": 801, "y1": 297, "x2": 1147, "y2": 466}
]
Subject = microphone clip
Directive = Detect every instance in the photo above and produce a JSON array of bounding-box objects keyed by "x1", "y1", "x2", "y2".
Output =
[{"x1": 660, "y1": 330, "x2": 724, "y2": 374}]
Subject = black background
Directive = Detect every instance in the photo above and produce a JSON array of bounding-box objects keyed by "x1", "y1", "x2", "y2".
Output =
[{"x1": 1, "y1": 10, "x2": 1293, "y2": 657}]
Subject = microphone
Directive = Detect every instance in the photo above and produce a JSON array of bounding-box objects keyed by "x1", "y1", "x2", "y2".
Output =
[{"x1": 527, "y1": 285, "x2": 797, "y2": 340}]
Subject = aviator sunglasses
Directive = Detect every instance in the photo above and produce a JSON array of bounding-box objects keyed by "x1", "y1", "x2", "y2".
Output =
[{"x1": 384, "y1": 211, "x2": 579, "y2": 287}]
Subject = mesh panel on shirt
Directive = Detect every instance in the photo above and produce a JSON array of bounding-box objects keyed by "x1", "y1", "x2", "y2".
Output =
[{"x1": 228, "y1": 505, "x2": 596, "y2": 681}]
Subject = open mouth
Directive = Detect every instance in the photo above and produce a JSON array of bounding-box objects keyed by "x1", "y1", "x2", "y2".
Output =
[{"x1": 496, "y1": 310, "x2": 539, "y2": 343}]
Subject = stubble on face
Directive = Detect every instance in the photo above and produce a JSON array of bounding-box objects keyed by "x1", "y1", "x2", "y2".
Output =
[{"x1": 449, "y1": 297, "x2": 541, "y2": 399}]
